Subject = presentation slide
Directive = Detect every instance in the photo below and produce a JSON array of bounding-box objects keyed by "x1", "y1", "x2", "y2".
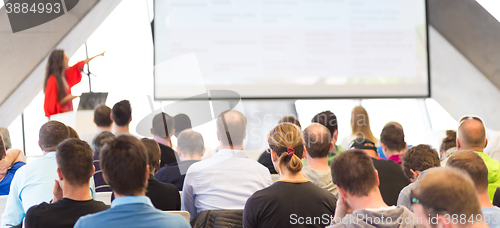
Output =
[{"x1": 154, "y1": 0, "x2": 429, "y2": 99}]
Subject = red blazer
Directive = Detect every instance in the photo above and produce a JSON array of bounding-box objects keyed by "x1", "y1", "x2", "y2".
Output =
[{"x1": 44, "y1": 61, "x2": 84, "y2": 118}]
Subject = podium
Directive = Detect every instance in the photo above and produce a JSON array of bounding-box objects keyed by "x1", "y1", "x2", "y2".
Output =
[{"x1": 50, "y1": 92, "x2": 108, "y2": 141}]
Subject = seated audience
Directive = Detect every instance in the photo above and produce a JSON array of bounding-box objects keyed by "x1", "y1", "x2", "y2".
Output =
[
  {"x1": 380, "y1": 123, "x2": 407, "y2": 165},
  {"x1": 151, "y1": 112, "x2": 179, "y2": 168},
  {"x1": 0, "y1": 128, "x2": 12, "y2": 150},
  {"x1": 156, "y1": 130, "x2": 205, "y2": 191},
  {"x1": 311, "y1": 111, "x2": 344, "y2": 163},
  {"x1": 111, "y1": 100, "x2": 133, "y2": 136},
  {"x1": 328, "y1": 150, "x2": 418, "y2": 228},
  {"x1": 92, "y1": 131, "x2": 115, "y2": 192},
  {"x1": 173, "y1": 113, "x2": 192, "y2": 138},
  {"x1": 75, "y1": 135, "x2": 190, "y2": 228},
  {"x1": 0, "y1": 134, "x2": 26, "y2": 195},
  {"x1": 446, "y1": 150, "x2": 500, "y2": 227},
  {"x1": 2, "y1": 121, "x2": 95, "y2": 227},
  {"x1": 302, "y1": 123, "x2": 338, "y2": 195},
  {"x1": 182, "y1": 110, "x2": 272, "y2": 219},
  {"x1": 112, "y1": 138, "x2": 181, "y2": 211},
  {"x1": 412, "y1": 167, "x2": 488, "y2": 228},
  {"x1": 457, "y1": 115, "x2": 500, "y2": 201},
  {"x1": 350, "y1": 138, "x2": 410, "y2": 206},
  {"x1": 339, "y1": 106, "x2": 379, "y2": 150},
  {"x1": 440, "y1": 130, "x2": 457, "y2": 158},
  {"x1": 397, "y1": 144, "x2": 441, "y2": 211},
  {"x1": 25, "y1": 139, "x2": 108, "y2": 228},
  {"x1": 243, "y1": 123, "x2": 337, "y2": 228},
  {"x1": 81, "y1": 104, "x2": 113, "y2": 143},
  {"x1": 258, "y1": 116, "x2": 301, "y2": 174},
  {"x1": 67, "y1": 126, "x2": 79, "y2": 139}
]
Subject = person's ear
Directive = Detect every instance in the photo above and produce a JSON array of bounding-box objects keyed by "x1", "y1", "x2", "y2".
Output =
[
  {"x1": 329, "y1": 141, "x2": 334, "y2": 152},
  {"x1": 301, "y1": 146, "x2": 306, "y2": 159},
  {"x1": 338, "y1": 186, "x2": 347, "y2": 199},
  {"x1": 150, "y1": 129, "x2": 153, "y2": 135},
  {"x1": 485, "y1": 138, "x2": 488, "y2": 149},
  {"x1": 456, "y1": 138, "x2": 461, "y2": 150},
  {"x1": 404, "y1": 142, "x2": 407, "y2": 151},
  {"x1": 38, "y1": 141, "x2": 41, "y2": 150},
  {"x1": 381, "y1": 143, "x2": 387, "y2": 152},
  {"x1": 271, "y1": 149, "x2": 278, "y2": 162},
  {"x1": 92, "y1": 165, "x2": 96, "y2": 176},
  {"x1": 333, "y1": 130, "x2": 339, "y2": 141},
  {"x1": 437, "y1": 215, "x2": 451, "y2": 228},
  {"x1": 110, "y1": 114, "x2": 114, "y2": 122},
  {"x1": 201, "y1": 148, "x2": 206, "y2": 156},
  {"x1": 410, "y1": 169, "x2": 419, "y2": 182},
  {"x1": 374, "y1": 169, "x2": 380, "y2": 186},
  {"x1": 129, "y1": 116, "x2": 132, "y2": 124},
  {"x1": 93, "y1": 119, "x2": 96, "y2": 124},
  {"x1": 145, "y1": 166, "x2": 150, "y2": 186},
  {"x1": 57, "y1": 168, "x2": 63, "y2": 181}
]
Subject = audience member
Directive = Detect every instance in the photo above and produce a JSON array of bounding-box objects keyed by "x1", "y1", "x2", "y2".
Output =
[
  {"x1": 92, "y1": 131, "x2": 115, "y2": 192},
  {"x1": 311, "y1": 111, "x2": 344, "y2": 164},
  {"x1": 75, "y1": 135, "x2": 190, "y2": 228},
  {"x1": 457, "y1": 115, "x2": 500, "y2": 201},
  {"x1": 244, "y1": 123, "x2": 337, "y2": 228},
  {"x1": 302, "y1": 123, "x2": 338, "y2": 195},
  {"x1": 112, "y1": 138, "x2": 181, "y2": 211},
  {"x1": 0, "y1": 134, "x2": 26, "y2": 195},
  {"x1": 156, "y1": 130, "x2": 205, "y2": 191},
  {"x1": 2, "y1": 121, "x2": 95, "y2": 227},
  {"x1": 350, "y1": 138, "x2": 410, "y2": 206},
  {"x1": 446, "y1": 150, "x2": 500, "y2": 227},
  {"x1": 412, "y1": 167, "x2": 488, "y2": 228},
  {"x1": 440, "y1": 130, "x2": 457, "y2": 157},
  {"x1": 380, "y1": 123, "x2": 407, "y2": 165},
  {"x1": 328, "y1": 150, "x2": 418, "y2": 228},
  {"x1": 182, "y1": 110, "x2": 272, "y2": 219},
  {"x1": 340, "y1": 106, "x2": 379, "y2": 150},
  {"x1": 81, "y1": 104, "x2": 112, "y2": 143},
  {"x1": 67, "y1": 126, "x2": 79, "y2": 139},
  {"x1": 25, "y1": 139, "x2": 108, "y2": 228},
  {"x1": 151, "y1": 112, "x2": 179, "y2": 168},
  {"x1": 0, "y1": 128, "x2": 12, "y2": 150},
  {"x1": 111, "y1": 100, "x2": 133, "y2": 136},
  {"x1": 173, "y1": 114, "x2": 192, "y2": 138},
  {"x1": 258, "y1": 116, "x2": 301, "y2": 174},
  {"x1": 397, "y1": 144, "x2": 440, "y2": 211}
]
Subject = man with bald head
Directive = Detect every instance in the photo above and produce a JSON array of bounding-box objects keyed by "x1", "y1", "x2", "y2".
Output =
[
  {"x1": 457, "y1": 116, "x2": 500, "y2": 201},
  {"x1": 182, "y1": 110, "x2": 272, "y2": 219},
  {"x1": 303, "y1": 123, "x2": 338, "y2": 195}
]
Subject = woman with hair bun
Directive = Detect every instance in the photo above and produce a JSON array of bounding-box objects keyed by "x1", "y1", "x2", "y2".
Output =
[{"x1": 243, "y1": 123, "x2": 337, "y2": 228}]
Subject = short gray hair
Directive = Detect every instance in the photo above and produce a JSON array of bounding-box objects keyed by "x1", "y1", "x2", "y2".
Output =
[{"x1": 178, "y1": 130, "x2": 204, "y2": 156}]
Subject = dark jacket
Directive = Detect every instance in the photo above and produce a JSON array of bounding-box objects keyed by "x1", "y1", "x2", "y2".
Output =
[{"x1": 191, "y1": 210, "x2": 243, "y2": 228}]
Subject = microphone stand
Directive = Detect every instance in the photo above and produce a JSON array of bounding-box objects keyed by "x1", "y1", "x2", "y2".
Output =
[{"x1": 84, "y1": 42, "x2": 97, "y2": 93}]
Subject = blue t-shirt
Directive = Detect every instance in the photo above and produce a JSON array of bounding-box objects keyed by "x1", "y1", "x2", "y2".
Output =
[
  {"x1": 0, "y1": 161, "x2": 26, "y2": 195},
  {"x1": 482, "y1": 206, "x2": 500, "y2": 228}
]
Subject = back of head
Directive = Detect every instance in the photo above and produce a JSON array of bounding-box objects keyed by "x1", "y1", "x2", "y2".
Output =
[
  {"x1": 92, "y1": 131, "x2": 115, "y2": 156},
  {"x1": 56, "y1": 138, "x2": 94, "y2": 186},
  {"x1": 440, "y1": 130, "x2": 456, "y2": 153},
  {"x1": 446, "y1": 150, "x2": 489, "y2": 193},
  {"x1": 216, "y1": 110, "x2": 247, "y2": 148},
  {"x1": 141, "y1": 138, "x2": 161, "y2": 172},
  {"x1": 268, "y1": 123, "x2": 304, "y2": 174},
  {"x1": 401, "y1": 144, "x2": 440, "y2": 180},
  {"x1": 311, "y1": 111, "x2": 338, "y2": 135},
  {"x1": 0, "y1": 134, "x2": 5, "y2": 160},
  {"x1": 100, "y1": 135, "x2": 148, "y2": 196},
  {"x1": 0, "y1": 128, "x2": 12, "y2": 150},
  {"x1": 94, "y1": 104, "x2": 112, "y2": 127},
  {"x1": 152, "y1": 112, "x2": 174, "y2": 138},
  {"x1": 413, "y1": 167, "x2": 482, "y2": 221},
  {"x1": 44, "y1": 50, "x2": 66, "y2": 101},
  {"x1": 350, "y1": 106, "x2": 377, "y2": 142},
  {"x1": 380, "y1": 124, "x2": 406, "y2": 151},
  {"x1": 331, "y1": 149, "x2": 377, "y2": 196},
  {"x1": 67, "y1": 126, "x2": 79, "y2": 139},
  {"x1": 178, "y1": 130, "x2": 204, "y2": 157},
  {"x1": 173, "y1": 114, "x2": 192, "y2": 138},
  {"x1": 112, "y1": 100, "x2": 132, "y2": 127},
  {"x1": 458, "y1": 118, "x2": 486, "y2": 150},
  {"x1": 279, "y1": 116, "x2": 301, "y2": 128},
  {"x1": 39, "y1": 121, "x2": 69, "y2": 152},
  {"x1": 303, "y1": 123, "x2": 331, "y2": 158}
]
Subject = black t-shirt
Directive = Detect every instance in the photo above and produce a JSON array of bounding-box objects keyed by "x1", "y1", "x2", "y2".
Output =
[
  {"x1": 155, "y1": 160, "x2": 199, "y2": 191},
  {"x1": 159, "y1": 144, "x2": 180, "y2": 168},
  {"x1": 243, "y1": 181, "x2": 337, "y2": 228},
  {"x1": 25, "y1": 198, "x2": 109, "y2": 228},
  {"x1": 112, "y1": 175, "x2": 181, "y2": 211},
  {"x1": 371, "y1": 158, "x2": 410, "y2": 206}
]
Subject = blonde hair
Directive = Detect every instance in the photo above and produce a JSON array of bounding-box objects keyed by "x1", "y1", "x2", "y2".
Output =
[
  {"x1": 267, "y1": 123, "x2": 304, "y2": 174},
  {"x1": 351, "y1": 106, "x2": 377, "y2": 143}
]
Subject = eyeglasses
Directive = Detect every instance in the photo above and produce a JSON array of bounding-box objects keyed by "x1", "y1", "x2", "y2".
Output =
[
  {"x1": 410, "y1": 190, "x2": 446, "y2": 212},
  {"x1": 458, "y1": 115, "x2": 483, "y2": 127}
]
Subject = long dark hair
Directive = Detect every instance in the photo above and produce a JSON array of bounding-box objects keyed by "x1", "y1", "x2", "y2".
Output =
[{"x1": 44, "y1": 50, "x2": 67, "y2": 101}]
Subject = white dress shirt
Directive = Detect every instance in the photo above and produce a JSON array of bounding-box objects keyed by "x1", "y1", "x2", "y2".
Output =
[{"x1": 181, "y1": 149, "x2": 272, "y2": 219}]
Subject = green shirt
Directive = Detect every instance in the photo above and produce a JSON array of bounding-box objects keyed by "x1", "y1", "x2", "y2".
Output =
[{"x1": 475, "y1": 151, "x2": 500, "y2": 202}]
